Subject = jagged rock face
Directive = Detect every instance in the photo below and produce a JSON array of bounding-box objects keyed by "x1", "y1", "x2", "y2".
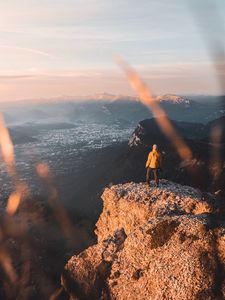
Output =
[
  {"x1": 128, "y1": 116, "x2": 225, "y2": 148},
  {"x1": 108, "y1": 215, "x2": 217, "y2": 300},
  {"x1": 128, "y1": 118, "x2": 206, "y2": 148},
  {"x1": 62, "y1": 180, "x2": 225, "y2": 300},
  {"x1": 127, "y1": 117, "x2": 225, "y2": 194},
  {"x1": 95, "y1": 180, "x2": 213, "y2": 242}
]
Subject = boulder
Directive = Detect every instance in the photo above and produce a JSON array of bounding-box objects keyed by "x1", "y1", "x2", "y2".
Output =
[{"x1": 62, "y1": 180, "x2": 225, "y2": 300}]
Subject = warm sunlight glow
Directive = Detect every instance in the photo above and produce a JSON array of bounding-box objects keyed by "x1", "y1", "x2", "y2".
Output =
[
  {"x1": 0, "y1": 250, "x2": 17, "y2": 283},
  {"x1": 117, "y1": 58, "x2": 193, "y2": 161},
  {"x1": 210, "y1": 124, "x2": 223, "y2": 178},
  {"x1": 36, "y1": 162, "x2": 50, "y2": 179},
  {"x1": 6, "y1": 191, "x2": 22, "y2": 215},
  {"x1": 0, "y1": 114, "x2": 15, "y2": 175}
]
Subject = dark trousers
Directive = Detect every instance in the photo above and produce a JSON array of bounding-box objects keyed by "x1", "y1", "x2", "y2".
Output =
[{"x1": 146, "y1": 168, "x2": 159, "y2": 186}]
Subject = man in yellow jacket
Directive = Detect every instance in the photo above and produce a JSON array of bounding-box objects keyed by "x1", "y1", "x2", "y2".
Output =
[{"x1": 146, "y1": 144, "x2": 162, "y2": 187}]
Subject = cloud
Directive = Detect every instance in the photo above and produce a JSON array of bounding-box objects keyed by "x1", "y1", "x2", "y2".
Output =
[
  {"x1": 0, "y1": 26, "x2": 181, "y2": 44},
  {"x1": 0, "y1": 45, "x2": 58, "y2": 59},
  {"x1": 0, "y1": 74, "x2": 34, "y2": 80},
  {"x1": 0, "y1": 68, "x2": 104, "y2": 82},
  {"x1": 0, "y1": 0, "x2": 101, "y2": 27}
]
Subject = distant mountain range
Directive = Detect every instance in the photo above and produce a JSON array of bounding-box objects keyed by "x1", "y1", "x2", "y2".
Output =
[
  {"x1": 2, "y1": 92, "x2": 223, "y2": 104},
  {"x1": 2, "y1": 93, "x2": 224, "y2": 126}
]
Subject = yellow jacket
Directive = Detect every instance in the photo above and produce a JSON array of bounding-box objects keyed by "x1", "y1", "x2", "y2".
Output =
[{"x1": 146, "y1": 150, "x2": 162, "y2": 169}]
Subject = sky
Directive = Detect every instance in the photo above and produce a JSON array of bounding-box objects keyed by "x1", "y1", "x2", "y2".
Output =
[{"x1": 0, "y1": 0, "x2": 225, "y2": 101}]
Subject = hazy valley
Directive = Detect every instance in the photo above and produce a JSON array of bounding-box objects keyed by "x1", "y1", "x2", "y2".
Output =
[{"x1": 0, "y1": 94, "x2": 224, "y2": 299}]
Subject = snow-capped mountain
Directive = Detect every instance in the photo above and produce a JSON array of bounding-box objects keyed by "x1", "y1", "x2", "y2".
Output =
[
  {"x1": 2, "y1": 94, "x2": 224, "y2": 126},
  {"x1": 77, "y1": 92, "x2": 139, "y2": 102},
  {"x1": 155, "y1": 94, "x2": 191, "y2": 105},
  {"x1": 39, "y1": 93, "x2": 139, "y2": 103}
]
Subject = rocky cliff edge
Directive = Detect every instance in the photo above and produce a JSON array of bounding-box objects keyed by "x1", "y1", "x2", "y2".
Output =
[{"x1": 61, "y1": 180, "x2": 225, "y2": 300}]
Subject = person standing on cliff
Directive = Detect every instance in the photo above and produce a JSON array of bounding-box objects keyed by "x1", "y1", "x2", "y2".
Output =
[{"x1": 146, "y1": 144, "x2": 162, "y2": 187}]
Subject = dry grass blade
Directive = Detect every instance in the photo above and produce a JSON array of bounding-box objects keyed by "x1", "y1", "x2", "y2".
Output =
[
  {"x1": 209, "y1": 125, "x2": 223, "y2": 179},
  {"x1": 49, "y1": 287, "x2": 64, "y2": 300},
  {"x1": 0, "y1": 249, "x2": 17, "y2": 284},
  {"x1": 188, "y1": 1, "x2": 225, "y2": 179},
  {"x1": 188, "y1": 0, "x2": 225, "y2": 97},
  {"x1": 6, "y1": 191, "x2": 22, "y2": 216},
  {"x1": 36, "y1": 162, "x2": 82, "y2": 243},
  {"x1": 116, "y1": 57, "x2": 193, "y2": 161},
  {"x1": 0, "y1": 113, "x2": 30, "y2": 215},
  {"x1": 0, "y1": 113, "x2": 16, "y2": 176}
]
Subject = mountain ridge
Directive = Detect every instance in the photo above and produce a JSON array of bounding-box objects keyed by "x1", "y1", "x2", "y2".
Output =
[
  {"x1": 128, "y1": 116, "x2": 225, "y2": 147},
  {"x1": 2, "y1": 94, "x2": 224, "y2": 126}
]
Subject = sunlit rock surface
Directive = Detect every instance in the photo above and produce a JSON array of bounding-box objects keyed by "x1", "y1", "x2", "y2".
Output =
[{"x1": 62, "y1": 180, "x2": 225, "y2": 300}]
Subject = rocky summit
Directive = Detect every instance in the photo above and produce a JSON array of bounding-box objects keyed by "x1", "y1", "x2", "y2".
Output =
[{"x1": 61, "y1": 180, "x2": 225, "y2": 300}]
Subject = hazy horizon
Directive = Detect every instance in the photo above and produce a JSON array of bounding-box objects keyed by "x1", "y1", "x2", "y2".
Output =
[{"x1": 0, "y1": 92, "x2": 224, "y2": 106}]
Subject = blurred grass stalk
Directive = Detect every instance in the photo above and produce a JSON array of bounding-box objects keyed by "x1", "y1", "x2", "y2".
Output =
[{"x1": 116, "y1": 56, "x2": 193, "y2": 162}]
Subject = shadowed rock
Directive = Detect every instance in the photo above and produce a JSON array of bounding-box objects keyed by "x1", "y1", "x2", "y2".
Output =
[{"x1": 62, "y1": 180, "x2": 225, "y2": 300}]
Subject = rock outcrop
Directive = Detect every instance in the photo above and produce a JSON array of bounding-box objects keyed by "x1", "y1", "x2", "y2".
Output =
[
  {"x1": 62, "y1": 180, "x2": 225, "y2": 300},
  {"x1": 128, "y1": 118, "x2": 206, "y2": 148}
]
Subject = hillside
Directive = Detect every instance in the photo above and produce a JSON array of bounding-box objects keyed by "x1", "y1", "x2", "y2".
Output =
[
  {"x1": 128, "y1": 116, "x2": 225, "y2": 147},
  {"x1": 62, "y1": 180, "x2": 225, "y2": 299},
  {"x1": 126, "y1": 117, "x2": 225, "y2": 194}
]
